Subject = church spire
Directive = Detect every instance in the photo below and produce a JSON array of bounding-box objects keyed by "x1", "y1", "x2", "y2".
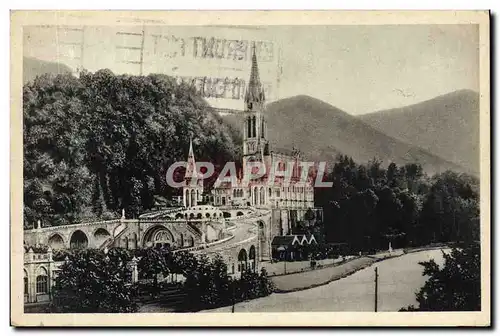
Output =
[
  {"x1": 185, "y1": 138, "x2": 197, "y2": 180},
  {"x1": 245, "y1": 44, "x2": 265, "y2": 105}
]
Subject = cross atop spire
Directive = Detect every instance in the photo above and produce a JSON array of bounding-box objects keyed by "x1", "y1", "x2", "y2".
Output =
[{"x1": 245, "y1": 44, "x2": 265, "y2": 105}]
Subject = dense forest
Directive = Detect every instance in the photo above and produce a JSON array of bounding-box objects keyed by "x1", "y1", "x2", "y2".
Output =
[
  {"x1": 23, "y1": 70, "x2": 241, "y2": 228},
  {"x1": 315, "y1": 156, "x2": 480, "y2": 250}
]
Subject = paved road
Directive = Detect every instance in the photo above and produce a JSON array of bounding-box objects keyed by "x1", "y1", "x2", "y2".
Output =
[
  {"x1": 203, "y1": 249, "x2": 448, "y2": 312},
  {"x1": 270, "y1": 256, "x2": 376, "y2": 292}
]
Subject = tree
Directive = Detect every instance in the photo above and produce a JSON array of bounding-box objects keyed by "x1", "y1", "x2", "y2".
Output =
[
  {"x1": 136, "y1": 247, "x2": 170, "y2": 288},
  {"x1": 401, "y1": 243, "x2": 480, "y2": 311},
  {"x1": 51, "y1": 249, "x2": 137, "y2": 313},
  {"x1": 420, "y1": 171, "x2": 479, "y2": 244}
]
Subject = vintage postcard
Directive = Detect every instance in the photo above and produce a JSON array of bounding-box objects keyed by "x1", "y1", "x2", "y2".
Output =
[{"x1": 10, "y1": 10, "x2": 490, "y2": 327}]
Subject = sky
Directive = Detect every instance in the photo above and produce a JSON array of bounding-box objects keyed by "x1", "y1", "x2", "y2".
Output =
[{"x1": 23, "y1": 24, "x2": 479, "y2": 115}]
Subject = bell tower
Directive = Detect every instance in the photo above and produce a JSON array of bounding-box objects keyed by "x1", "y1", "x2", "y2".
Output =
[
  {"x1": 243, "y1": 44, "x2": 269, "y2": 171},
  {"x1": 183, "y1": 139, "x2": 203, "y2": 208}
]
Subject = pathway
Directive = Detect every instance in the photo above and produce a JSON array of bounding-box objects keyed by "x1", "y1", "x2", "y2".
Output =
[{"x1": 203, "y1": 249, "x2": 448, "y2": 312}]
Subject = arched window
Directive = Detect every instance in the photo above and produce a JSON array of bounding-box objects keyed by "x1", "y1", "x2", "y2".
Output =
[
  {"x1": 196, "y1": 213, "x2": 202, "y2": 219},
  {"x1": 249, "y1": 245, "x2": 256, "y2": 271},
  {"x1": 24, "y1": 270, "x2": 28, "y2": 296},
  {"x1": 36, "y1": 268, "x2": 48, "y2": 294},
  {"x1": 247, "y1": 117, "x2": 251, "y2": 138},
  {"x1": 268, "y1": 188, "x2": 272, "y2": 197},
  {"x1": 190, "y1": 189, "x2": 196, "y2": 207},
  {"x1": 252, "y1": 116, "x2": 256, "y2": 138},
  {"x1": 36, "y1": 275, "x2": 48, "y2": 294},
  {"x1": 180, "y1": 233, "x2": 184, "y2": 247},
  {"x1": 155, "y1": 231, "x2": 172, "y2": 242},
  {"x1": 238, "y1": 249, "x2": 248, "y2": 272}
]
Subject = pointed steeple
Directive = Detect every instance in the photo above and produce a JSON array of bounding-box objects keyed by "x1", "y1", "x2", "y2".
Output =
[
  {"x1": 245, "y1": 44, "x2": 265, "y2": 105},
  {"x1": 185, "y1": 138, "x2": 197, "y2": 180}
]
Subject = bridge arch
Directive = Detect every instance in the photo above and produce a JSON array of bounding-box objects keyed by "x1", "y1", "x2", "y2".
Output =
[
  {"x1": 47, "y1": 233, "x2": 65, "y2": 249},
  {"x1": 93, "y1": 228, "x2": 111, "y2": 249},
  {"x1": 70, "y1": 230, "x2": 89, "y2": 249},
  {"x1": 94, "y1": 228, "x2": 111, "y2": 239}
]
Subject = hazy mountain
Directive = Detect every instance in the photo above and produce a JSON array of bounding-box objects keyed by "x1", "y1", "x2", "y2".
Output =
[
  {"x1": 23, "y1": 57, "x2": 73, "y2": 84},
  {"x1": 223, "y1": 95, "x2": 465, "y2": 175},
  {"x1": 359, "y1": 90, "x2": 479, "y2": 174}
]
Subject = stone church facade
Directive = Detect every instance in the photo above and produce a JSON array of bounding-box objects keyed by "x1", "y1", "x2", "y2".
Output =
[{"x1": 186, "y1": 46, "x2": 323, "y2": 254}]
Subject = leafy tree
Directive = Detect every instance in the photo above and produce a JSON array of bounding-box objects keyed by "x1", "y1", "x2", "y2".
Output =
[
  {"x1": 51, "y1": 249, "x2": 137, "y2": 313},
  {"x1": 401, "y1": 243, "x2": 480, "y2": 311},
  {"x1": 136, "y1": 247, "x2": 170, "y2": 288},
  {"x1": 420, "y1": 171, "x2": 479, "y2": 244},
  {"x1": 182, "y1": 254, "x2": 274, "y2": 311}
]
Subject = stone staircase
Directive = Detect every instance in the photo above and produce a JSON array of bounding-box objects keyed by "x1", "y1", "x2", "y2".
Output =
[{"x1": 99, "y1": 222, "x2": 128, "y2": 250}]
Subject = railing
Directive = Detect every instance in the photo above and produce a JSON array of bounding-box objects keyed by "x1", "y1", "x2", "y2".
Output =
[
  {"x1": 186, "y1": 222, "x2": 202, "y2": 237},
  {"x1": 138, "y1": 208, "x2": 183, "y2": 219},
  {"x1": 99, "y1": 237, "x2": 114, "y2": 250},
  {"x1": 25, "y1": 219, "x2": 121, "y2": 232},
  {"x1": 175, "y1": 232, "x2": 236, "y2": 254}
]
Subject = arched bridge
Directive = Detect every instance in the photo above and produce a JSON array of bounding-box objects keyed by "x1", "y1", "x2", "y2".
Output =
[{"x1": 23, "y1": 206, "x2": 273, "y2": 267}]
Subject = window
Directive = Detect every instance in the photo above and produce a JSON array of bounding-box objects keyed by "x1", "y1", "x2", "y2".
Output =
[
  {"x1": 24, "y1": 276, "x2": 28, "y2": 295},
  {"x1": 36, "y1": 275, "x2": 48, "y2": 294}
]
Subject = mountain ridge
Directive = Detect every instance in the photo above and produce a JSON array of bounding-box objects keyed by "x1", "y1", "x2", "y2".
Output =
[
  {"x1": 359, "y1": 89, "x2": 479, "y2": 174},
  {"x1": 223, "y1": 94, "x2": 468, "y2": 175}
]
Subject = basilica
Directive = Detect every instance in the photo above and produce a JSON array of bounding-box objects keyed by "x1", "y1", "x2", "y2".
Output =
[{"x1": 182, "y1": 47, "x2": 320, "y2": 237}]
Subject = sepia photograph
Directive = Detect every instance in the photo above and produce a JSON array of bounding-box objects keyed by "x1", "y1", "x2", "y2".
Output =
[{"x1": 10, "y1": 10, "x2": 490, "y2": 327}]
